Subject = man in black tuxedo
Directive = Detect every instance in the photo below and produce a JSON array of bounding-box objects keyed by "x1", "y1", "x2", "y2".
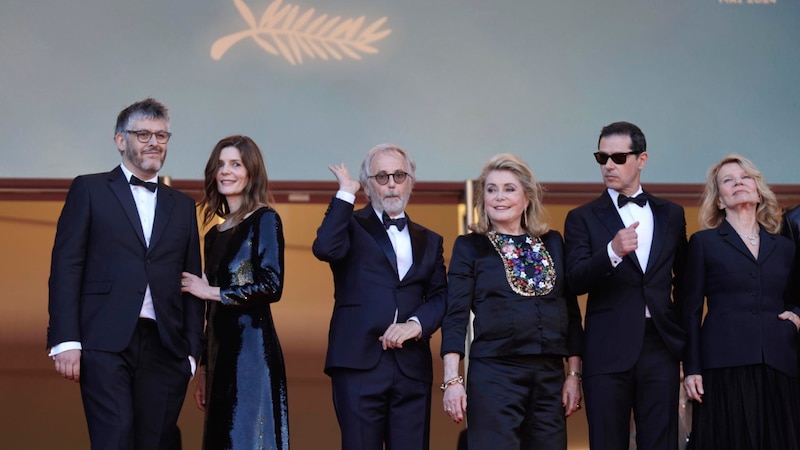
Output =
[
  {"x1": 784, "y1": 204, "x2": 800, "y2": 270},
  {"x1": 313, "y1": 144, "x2": 447, "y2": 450},
  {"x1": 47, "y1": 98, "x2": 204, "y2": 450},
  {"x1": 564, "y1": 122, "x2": 687, "y2": 450}
]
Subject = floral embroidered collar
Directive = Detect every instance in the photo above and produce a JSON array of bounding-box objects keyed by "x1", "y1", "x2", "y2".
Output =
[{"x1": 487, "y1": 231, "x2": 556, "y2": 297}]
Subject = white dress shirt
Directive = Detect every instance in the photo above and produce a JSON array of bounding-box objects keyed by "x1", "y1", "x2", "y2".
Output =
[
  {"x1": 335, "y1": 190, "x2": 420, "y2": 328},
  {"x1": 606, "y1": 187, "x2": 654, "y2": 318}
]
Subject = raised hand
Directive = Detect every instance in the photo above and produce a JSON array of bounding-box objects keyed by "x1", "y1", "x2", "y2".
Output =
[{"x1": 328, "y1": 163, "x2": 361, "y2": 195}]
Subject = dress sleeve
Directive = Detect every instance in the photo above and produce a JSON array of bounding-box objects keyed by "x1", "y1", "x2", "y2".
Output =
[
  {"x1": 220, "y1": 210, "x2": 285, "y2": 306},
  {"x1": 440, "y1": 235, "x2": 476, "y2": 358}
]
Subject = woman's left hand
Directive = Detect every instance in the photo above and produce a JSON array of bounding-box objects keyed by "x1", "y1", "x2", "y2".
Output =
[
  {"x1": 181, "y1": 272, "x2": 216, "y2": 301},
  {"x1": 779, "y1": 310, "x2": 800, "y2": 331},
  {"x1": 561, "y1": 375, "x2": 582, "y2": 417}
]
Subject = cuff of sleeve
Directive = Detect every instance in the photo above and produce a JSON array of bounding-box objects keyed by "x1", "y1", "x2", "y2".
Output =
[
  {"x1": 189, "y1": 355, "x2": 197, "y2": 376},
  {"x1": 607, "y1": 241, "x2": 623, "y2": 267},
  {"x1": 407, "y1": 316, "x2": 422, "y2": 338},
  {"x1": 49, "y1": 341, "x2": 82, "y2": 358},
  {"x1": 335, "y1": 190, "x2": 356, "y2": 204}
]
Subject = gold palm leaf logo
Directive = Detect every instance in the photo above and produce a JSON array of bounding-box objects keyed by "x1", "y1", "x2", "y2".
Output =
[{"x1": 211, "y1": 0, "x2": 392, "y2": 65}]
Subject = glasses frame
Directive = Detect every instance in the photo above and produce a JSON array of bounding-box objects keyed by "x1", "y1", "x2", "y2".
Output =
[
  {"x1": 593, "y1": 151, "x2": 642, "y2": 165},
  {"x1": 368, "y1": 171, "x2": 411, "y2": 185},
  {"x1": 125, "y1": 129, "x2": 172, "y2": 144}
]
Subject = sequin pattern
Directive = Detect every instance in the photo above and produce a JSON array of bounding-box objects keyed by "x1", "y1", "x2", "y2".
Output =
[
  {"x1": 202, "y1": 207, "x2": 289, "y2": 449},
  {"x1": 488, "y1": 231, "x2": 556, "y2": 296}
]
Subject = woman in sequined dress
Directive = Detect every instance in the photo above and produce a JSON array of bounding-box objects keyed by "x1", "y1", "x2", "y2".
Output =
[
  {"x1": 181, "y1": 135, "x2": 289, "y2": 450},
  {"x1": 440, "y1": 154, "x2": 583, "y2": 450}
]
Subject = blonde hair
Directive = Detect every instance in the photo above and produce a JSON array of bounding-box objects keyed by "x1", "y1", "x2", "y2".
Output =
[
  {"x1": 471, "y1": 153, "x2": 549, "y2": 237},
  {"x1": 698, "y1": 154, "x2": 782, "y2": 234}
]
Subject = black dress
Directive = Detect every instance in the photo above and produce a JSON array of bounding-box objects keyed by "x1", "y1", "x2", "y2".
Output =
[{"x1": 202, "y1": 207, "x2": 289, "y2": 450}]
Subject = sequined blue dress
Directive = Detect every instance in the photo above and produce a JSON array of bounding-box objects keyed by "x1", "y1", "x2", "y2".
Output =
[{"x1": 201, "y1": 206, "x2": 289, "y2": 450}]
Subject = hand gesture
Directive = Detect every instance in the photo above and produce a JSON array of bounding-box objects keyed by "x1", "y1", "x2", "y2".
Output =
[
  {"x1": 611, "y1": 222, "x2": 639, "y2": 257},
  {"x1": 328, "y1": 163, "x2": 361, "y2": 195}
]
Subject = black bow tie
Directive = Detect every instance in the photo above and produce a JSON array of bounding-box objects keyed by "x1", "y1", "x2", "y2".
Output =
[
  {"x1": 382, "y1": 211, "x2": 407, "y2": 231},
  {"x1": 130, "y1": 175, "x2": 158, "y2": 192},
  {"x1": 617, "y1": 193, "x2": 647, "y2": 208}
]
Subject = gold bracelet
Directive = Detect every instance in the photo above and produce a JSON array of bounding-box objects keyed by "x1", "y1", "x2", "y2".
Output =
[
  {"x1": 567, "y1": 370, "x2": 582, "y2": 381},
  {"x1": 440, "y1": 375, "x2": 464, "y2": 391}
]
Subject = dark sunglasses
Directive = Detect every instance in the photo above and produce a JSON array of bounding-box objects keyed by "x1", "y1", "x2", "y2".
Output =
[
  {"x1": 368, "y1": 171, "x2": 411, "y2": 185},
  {"x1": 593, "y1": 151, "x2": 642, "y2": 165}
]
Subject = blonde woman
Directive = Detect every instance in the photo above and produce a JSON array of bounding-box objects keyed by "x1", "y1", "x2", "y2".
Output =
[
  {"x1": 440, "y1": 154, "x2": 583, "y2": 450},
  {"x1": 683, "y1": 154, "x2": 800, "y2": 449}
]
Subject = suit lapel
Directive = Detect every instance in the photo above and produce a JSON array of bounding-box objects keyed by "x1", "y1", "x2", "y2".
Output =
[
  {"x1": 593, "y1": 192, "x2": 643, "y2": 273},
  {"x1": 108, "y1": 167, "x2": 147, "y2": 248},
  {"x1": 646, "y1": 193, "x2": 667, "y2": 274},
  {"x1": 355, "y1": 206, "x2": 399, "y2": 276},
  {"x1": 719, "y1": 220, "x2": 758, "y2": 262},
  {"x1": 148, "y1": 185, "x2": 175, "y2": 252},
  {"x1": 405, "y1": 218, "x2": 428, "y2": 280},
  {"x1": 757, "y1": 227, "x2": 777, "y2": 263}
]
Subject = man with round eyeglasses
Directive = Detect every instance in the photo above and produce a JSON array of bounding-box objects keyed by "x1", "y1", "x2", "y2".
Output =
[
  {"x1": 564, "y1": 121, "x2": 688, "y2": 450},
  {"x1": 47, "y1": 98, "x2": 203, "y2": 450},
  {"x1": 313, "y1": 143, "x2": 447, "y2": 450}
]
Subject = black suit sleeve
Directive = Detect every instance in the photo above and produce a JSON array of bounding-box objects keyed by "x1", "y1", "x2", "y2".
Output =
[
  {"x1": 563, "y1": 209, "x2": 616, "y2": 296},
  {"x1": 681, "y1": 233, "x2": 706, "y2": 376},
  {"x1": 47, "y1": 176, "x2": 91, "y2": 347},
  {"x1": 182, "y1": 197, "x2": 204, "y2": 360}
]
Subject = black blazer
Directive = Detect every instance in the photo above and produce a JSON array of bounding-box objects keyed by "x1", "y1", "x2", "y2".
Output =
[
  {"x1": 682, "y1": 220, "x2": 799, "y2": 377},
  {"x1": 47, "y1": 166, "x2": 204, "y2": 360},
  {"x1": 440, "y1": 231, "x2": 582, "y2": 360},
  {"x1": 784, "y1": 205, "x2": 800, "y2": 269},
  {"x1": 564, "y1": 190, "x2": 687, "y2": 376},
  {"x1": 312, "y1": 199, "x2": 447, "y2": 383}
]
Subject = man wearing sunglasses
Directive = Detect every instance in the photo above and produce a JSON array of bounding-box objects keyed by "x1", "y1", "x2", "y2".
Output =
[
  {"x1": 313, "y1": 144, "x2": 447, "y2": 450},
  {"x1": 564, "y1": 122, "x2": 688, "y2": 450}
]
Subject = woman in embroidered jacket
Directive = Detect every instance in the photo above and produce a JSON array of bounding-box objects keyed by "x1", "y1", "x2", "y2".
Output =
[
  {"x1": 682, "y1": 154, "x2": 800, "y2": 449},
  {"x1": 440, "y1": 154, "x2": 583, "y2": 450}
]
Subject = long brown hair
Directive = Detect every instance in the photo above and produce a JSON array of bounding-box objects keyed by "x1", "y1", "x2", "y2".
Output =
[{"x1": 198, "y1": 135, "x2": 273, "y2": 227}]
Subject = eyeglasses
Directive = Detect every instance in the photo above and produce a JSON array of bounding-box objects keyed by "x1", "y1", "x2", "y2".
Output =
[
  {"x1": 126, "y1": 130, "x2": 172, "y2": 144},
  {"x1": 369, "y1": 171, "x2": 411, "y2": 185},
  {"x1": 593, "y1": 151, "x2": 641, "y2": 165}
]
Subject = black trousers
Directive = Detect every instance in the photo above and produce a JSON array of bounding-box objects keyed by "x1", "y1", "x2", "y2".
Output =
[
  {"x1": 80, "y1": 319, "x2": 191, "y2": 450},
  {"x1": 330, "y1": 350, "x2": 432, "y2": 450},
  {"x1": 583, "y1": 320, "x2": 680, "y2": 450},
  {"x1": 467, "y1": 355, "x2": 567, "y2": 450}
]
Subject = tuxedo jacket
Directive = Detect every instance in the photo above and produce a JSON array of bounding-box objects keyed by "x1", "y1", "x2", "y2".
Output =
[
  {"x1": 564, "y1": 190, "x2": 687, "y2": 376},
  {"x1": 312, "y1": 199, "x2": 447, "y2": 383},
  {"x1": 683, "y1": 221, "x2": 799, "y2": 377},
  {"x1": 47, "y1": 166, "x2": 204, "y2": 361}
]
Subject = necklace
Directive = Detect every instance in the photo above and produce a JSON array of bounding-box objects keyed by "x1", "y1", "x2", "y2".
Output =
[{"x1": 738, "y1": 232, "x2": 759, "y2": 246}]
